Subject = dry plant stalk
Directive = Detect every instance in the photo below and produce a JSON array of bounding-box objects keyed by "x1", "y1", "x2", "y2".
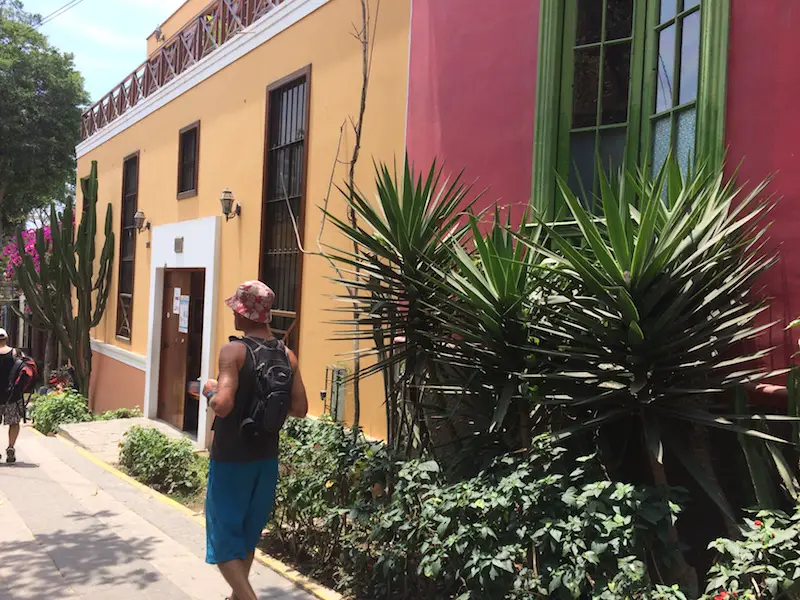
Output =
[{"x1": 280, "y1": 0, "x2": 381, "y2": 437}]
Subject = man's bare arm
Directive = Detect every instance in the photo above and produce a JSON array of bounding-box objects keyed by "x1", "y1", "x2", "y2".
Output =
[
  {"x1": 287, "y1": 349, "x2": 308, "y2": 418},
  {"x1": 208, "y1": 342, "x2": 244, "y2": 418}
]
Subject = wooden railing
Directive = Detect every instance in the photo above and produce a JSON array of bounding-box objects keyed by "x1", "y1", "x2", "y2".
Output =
[{"x1": 80, "y1": 0, "x2": 288, "y2": 141}]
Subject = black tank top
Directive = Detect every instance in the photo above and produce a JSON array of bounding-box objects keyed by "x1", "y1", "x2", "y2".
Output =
[
  {"x1": 209, "y1": 337, "x2": 280, "y2": 462},
  {"x1": 0, "y1": 351, "x2": 15, "y2": 403}
]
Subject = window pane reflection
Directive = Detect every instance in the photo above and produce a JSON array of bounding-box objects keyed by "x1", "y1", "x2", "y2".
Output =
[
  {"x1": 602, "y1": 42, "x2": 632, "y2": 124},
  {"x1": 572, "y1": 47, "x2": 601, "y2": 127},
  {"x1": 651, "y1": 116, "x2": 672, "y2": 176},
  {"x1": 679, "y1": 10, "x2": 701, "y2": 105},
  {"x1": 656, "y1": 25, "x2": 676, "y2": 113}
]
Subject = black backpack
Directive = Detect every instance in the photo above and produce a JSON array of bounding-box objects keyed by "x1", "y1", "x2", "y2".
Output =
[
  {"x1": 235, "y1": 336, "x2": 293, "y2": 446},
  {"x1": 3, "y1": 353, "x2": 38, "y2": 422}
]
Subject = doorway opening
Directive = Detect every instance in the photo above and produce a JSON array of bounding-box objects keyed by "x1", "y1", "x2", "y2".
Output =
[{"x1": 157, "y1": 269, "x2": 205, "y2": 437}]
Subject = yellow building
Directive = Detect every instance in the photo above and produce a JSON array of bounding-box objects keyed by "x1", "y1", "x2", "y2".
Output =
[{"x1": 77, "y1": 0, "x2": 409, "y2": 447}]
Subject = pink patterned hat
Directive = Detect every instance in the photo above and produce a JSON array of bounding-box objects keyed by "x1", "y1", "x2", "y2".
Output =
[{"x1": 225, "y1": 280, "x2": 275, "y2": 324}]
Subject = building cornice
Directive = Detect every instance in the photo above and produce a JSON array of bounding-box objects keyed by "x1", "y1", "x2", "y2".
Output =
[{"x1": 76, "y1": 0, "x2": 331, "y2": 158}]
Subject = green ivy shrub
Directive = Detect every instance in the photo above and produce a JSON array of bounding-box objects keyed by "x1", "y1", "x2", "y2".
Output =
[
  {"x1": 25, "y1": 392, "x2": 44, "y2": 417},
  {"x1": 268, "y1": 416, "x2": 393, "y2": 588},
  {"x1": 98, "y1": 407, "x2": 143, "y2": 420},
  {"x1": 31, "y1": 390, "x2": 93, "y2": 435},
  {"x1": 704, "y1": 510, "x2": 800, "y2": 599},
  {"x1": 358, "y1": 444, "x2": 682, "y2": 600},
  {"x1": 265, "y1": 418, "x2": 800, "y2": 599},
  {"x1": 267, "y1": 418, "x2": 684, "y2": 600},
  {"x1": 118, "y1": 426, "x2": 203, "y2": 495}
]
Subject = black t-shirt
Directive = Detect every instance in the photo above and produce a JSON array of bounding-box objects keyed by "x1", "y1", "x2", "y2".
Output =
[
  {"x1": 209, "y1": 337, "x2": 281, "y2": 462},
  {"x1": 0, "y1": 351, "x2": 15, "y2": 404}
]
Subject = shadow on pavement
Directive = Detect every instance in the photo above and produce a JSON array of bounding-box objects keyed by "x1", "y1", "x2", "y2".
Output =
[
  {"x1": 0, "y1": 509, "x2": 166, "y2": 598},
  {"x1": 256, "y1": 583, "x2": 318, "y2": 599}
]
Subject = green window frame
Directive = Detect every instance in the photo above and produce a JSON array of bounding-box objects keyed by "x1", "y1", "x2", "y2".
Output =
[{"x1": 531, "y1": 0, "x2": 730, "y2": 219}]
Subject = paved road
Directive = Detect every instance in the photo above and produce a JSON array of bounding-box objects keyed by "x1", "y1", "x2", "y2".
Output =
[{"x1": 0, "y1": 427, "x2": 313, "y2": 600}]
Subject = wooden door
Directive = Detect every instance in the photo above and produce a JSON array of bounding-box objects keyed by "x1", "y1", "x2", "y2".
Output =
[{"x1": 158, "y1": 270, "x2": 191, "y2": 429}]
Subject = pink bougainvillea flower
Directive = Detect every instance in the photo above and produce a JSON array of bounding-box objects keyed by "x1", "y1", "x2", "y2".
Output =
[{"x1": 1, "y1": 223, "x2": 57, "y2": 282}]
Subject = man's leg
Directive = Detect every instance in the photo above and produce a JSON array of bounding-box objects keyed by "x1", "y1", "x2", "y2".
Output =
[
  {"x1": 235, "y1": 459, "x2": 279, "y2": 600},
  {"x1": 6, "y1": 403, "x2": 20, "y2": 463},
  {"x1": 206, "y1": 460, "x2": 260, "y2": 599},
  {"x1": 218, "y1": 558, "x2": 258, "y2": 600},
  {"x1": 230, "y1": 552, "x2": 255, "y2": 600},
  {"x1": 8, "y1": 423, "x2": 19, "y2": 448},
  {"x1": 0, "y1": 405, "x2": 16, "y2": 463}
]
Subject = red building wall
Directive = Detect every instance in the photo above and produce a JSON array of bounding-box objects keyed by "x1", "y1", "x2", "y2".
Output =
[
  {"x1": 726, "y1": 2, "x2": 800, "y2": 372},
  {"x1": 405, "y1": 0, "x2": 539, "y2": 224},
  {"x1": 404, "y1": 1, "x2": 794, "y2": 371}
]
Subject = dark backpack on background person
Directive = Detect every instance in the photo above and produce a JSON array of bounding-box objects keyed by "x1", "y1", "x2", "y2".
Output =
[
  {"x1": 234, "y1": 336, "x2": 293, "y2": 447},
  {"x1": 5, "y1": 354, "x2": 39, "y2": 422}
]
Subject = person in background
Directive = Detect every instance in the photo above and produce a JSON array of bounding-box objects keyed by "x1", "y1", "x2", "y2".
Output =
[
  {"x1": 202, "y1": 281, "x2": 308, "y2": 600},
  {"x1": 0, "y1": 329, "x2": 19, "y2": 464}
]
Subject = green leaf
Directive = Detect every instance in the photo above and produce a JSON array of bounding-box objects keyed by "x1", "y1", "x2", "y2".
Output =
[
  {"x1": 665, "y1": 408, "x2": 794, "y2": 446},
  {"x1": 555, "y1": 176, "x2": 625, "y2": 283},
  {"x1": 627, "y1": 321, "x2": 645, "y2": 346},
  {"x1": 417, "y1": 460, "x2": 440, "y2": 473},
  {"x1": 642, "y1": 411, "x2": 663, "y2": 465},
  {"x1": 664, "y1": 428, "x2": 737, "y2": 523},
  {"x1": 614, "y1": 287, "x2": 640, "y2": 325},
  {"x1": 599, "y1": 166, "x2": 632, "y2": 271},
  {"x1": 735, "y1": 387, "x2": 778, "y2": 508},
  {"x1": 629, "y1": 182, "x2": 662, "y2": 280},
  {"x1": 490, "y1": 382, "x2": 517, "y2": 433},
  {"x1": 766, "y1": 441, "x2": 800, "y2": 502}
]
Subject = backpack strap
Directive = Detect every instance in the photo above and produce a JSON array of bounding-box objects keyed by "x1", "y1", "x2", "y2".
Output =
[
  {"x1": 228, "y1": 337, "x2": 289, "y2": 373},
  {"x1": 241, "y1": 342, "x2": 260, "y2": 373},
  {"x1": 242, "y1": 336, "x2": 287, "y2": 357}
]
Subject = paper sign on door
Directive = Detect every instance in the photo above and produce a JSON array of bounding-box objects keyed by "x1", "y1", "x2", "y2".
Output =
[
  {"x1": 178, "y1": 296, "x2": 190, "y2": 334},
  {"x1": 173, "y1": 288, "x2": 181, "y2": 314}
]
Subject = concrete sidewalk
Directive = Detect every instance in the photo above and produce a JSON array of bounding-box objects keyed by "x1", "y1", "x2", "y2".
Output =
[
  {"x1": 0, "y1": 427, "x2": 315, "y2": 600},
  {"x1": 58, "y1": 418, "x2": 202, "y2": 465}
]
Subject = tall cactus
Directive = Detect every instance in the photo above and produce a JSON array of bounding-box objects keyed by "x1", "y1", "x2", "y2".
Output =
[{"x1": 15, "y1": 161, "x2": 114, "y2": 396}]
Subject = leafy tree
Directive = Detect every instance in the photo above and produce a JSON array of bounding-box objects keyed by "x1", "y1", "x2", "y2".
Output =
[
  {"x1": 0, "y1": 0, "x2": 36, "y2": 25},
  {"x1": 0, "y1": 0, "x2": 89, "y2": 232}
]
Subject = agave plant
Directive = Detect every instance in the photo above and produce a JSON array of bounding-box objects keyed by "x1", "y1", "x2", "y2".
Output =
[
  {"x1": 421, "y1": 210, "x2": 549, "y2": 459},
  {"x1": 525, "y1": 158, "x2": 789, "y2": 522},
  {"x1": 326, "y1": 157, "x2": 478, "y2": 456}
]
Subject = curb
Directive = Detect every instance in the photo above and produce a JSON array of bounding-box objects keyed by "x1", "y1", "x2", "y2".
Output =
[
  {"x1": 54, "y1": 425, "x2": 89, "y2": 453},
  {"x1": 28, "y1": 426, "x2": 342, "y2": 600}
]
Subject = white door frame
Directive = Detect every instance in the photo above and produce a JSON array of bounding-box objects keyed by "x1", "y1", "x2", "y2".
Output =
[{"x1": 143, "y1": 216, "x2": 221, "y2": 449}]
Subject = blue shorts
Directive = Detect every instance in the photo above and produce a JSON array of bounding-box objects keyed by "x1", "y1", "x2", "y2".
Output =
[{"x1": 205, "y1": 458, "x2": 279, "y2": 564}]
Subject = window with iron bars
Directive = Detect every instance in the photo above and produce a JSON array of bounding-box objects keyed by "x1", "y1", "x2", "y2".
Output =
[
  {"x1": 116, "y1": 153, "x2": 139, "y2": 340},
  {"x1": 178, "y1": 121, "x2": 200, "y2": 198},
  {"x1": 260, "y1": 68, "x2": 310, "y2": 353}
]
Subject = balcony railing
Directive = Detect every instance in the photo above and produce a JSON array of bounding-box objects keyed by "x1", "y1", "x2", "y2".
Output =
[{"x1": 81, "y1": 0, "x2": 288, "y2": 141}]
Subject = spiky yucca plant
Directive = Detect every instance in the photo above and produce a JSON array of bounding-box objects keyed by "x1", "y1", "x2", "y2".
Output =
[
  {"x1": 525, "y1": 160, "x2": 787, "y2": 511},
  {"x1": 327, "y1": 155, "x2": 798, "y2": 589},
  {"x1": 422, "y1": 210, "x2": 548, "y2": 458},
  {"x1": 514, "y1": 159, "x2": 791, "y2": 589},
  {"x1": 326, "y1": 158, "x2": 478, "y2": 456}
]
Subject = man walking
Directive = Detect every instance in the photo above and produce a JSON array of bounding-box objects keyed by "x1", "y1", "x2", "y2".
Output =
[
  {"x1": 0, "y1": 329, "x2": 19, "y2": 464},
  {"x1": 203, "y1": 281, "x2": 308, "y2": 600}
]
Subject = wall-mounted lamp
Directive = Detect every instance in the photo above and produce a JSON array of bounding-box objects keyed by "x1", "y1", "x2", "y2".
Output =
[
  {"x1": 220, "y1": 188, "x2": 241, "y2": 222},
  {"x1": 133, "y1": 210, "x2": 151, "y2": 233}
]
